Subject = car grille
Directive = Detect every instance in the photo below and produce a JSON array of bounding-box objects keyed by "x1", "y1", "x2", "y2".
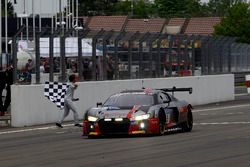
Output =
[{"x1": 98, "y1": 118, "x2": 130, "y2": 135}]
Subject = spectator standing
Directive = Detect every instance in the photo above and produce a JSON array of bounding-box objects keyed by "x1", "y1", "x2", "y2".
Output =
[
  {"x1": 0, "y1": 71, "x2": 6, "y2": 116},
  {"x1": 56, "y1": 74, "x2": 82, "y2": 128},
  {"x1": 82, "y1": 58, "x2": 91, "y2": 80},
  {"x1": 3, "y1": 64, "x2": 13, "y2": 114},
  {"x1": 107, "y1": 56, "x2": 114, "y2": 80},
  {"x1": 40, "y1": 60, "x2": 45, "y2": 73},
  {"x1": 25, "y1": 59, "x2": 34, "y2": 82},
  {"x1": 53, "y1": 58, "x2": 60, "y2": 73}
]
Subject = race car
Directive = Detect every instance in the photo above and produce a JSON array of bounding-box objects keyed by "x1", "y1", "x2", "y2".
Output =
[{"x1": 83, "y1": 87, "x2": 193, "y2": 138}]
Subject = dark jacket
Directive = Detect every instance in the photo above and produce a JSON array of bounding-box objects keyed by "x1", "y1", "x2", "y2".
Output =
[
  {"x1": 0, "y1": 71, "x2": 6, "y2": 87},
  {"x1": 5, "y1": 67, "x2": 13, "y2": 85}
]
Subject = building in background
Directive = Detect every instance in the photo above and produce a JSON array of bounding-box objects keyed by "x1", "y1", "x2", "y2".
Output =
[{"x1": 10, "y1": 0, "x2": 67, "y2": 17}]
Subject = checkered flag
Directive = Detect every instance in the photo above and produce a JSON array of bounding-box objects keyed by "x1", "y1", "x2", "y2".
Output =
[{"x1": 44, "y1": 81, "x2": 69, "y2": 109}]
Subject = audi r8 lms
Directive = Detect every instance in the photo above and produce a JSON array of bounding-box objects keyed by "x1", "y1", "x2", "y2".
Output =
[{"x1": 83, "y1": 87, "x2": 193, "y2": 138}]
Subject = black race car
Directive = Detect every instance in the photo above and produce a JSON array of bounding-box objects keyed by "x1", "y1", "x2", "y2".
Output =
[{"x1": 83, "y1": 87, "x2": 193, "y2": 137}]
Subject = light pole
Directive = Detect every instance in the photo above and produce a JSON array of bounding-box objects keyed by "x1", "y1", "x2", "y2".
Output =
[
  {"x1": 66, "y1": 0, "x2": 68, "y2": 30},
  {"x1": 0, "y1": 0, "x2": 2, "y2": 56},
  {"x1": 51, "y1": 0, "x2": 54, "y2": 33},
  {"x1": 59, "y1": 0, "x2": 62, "y2": 34},
  {"x1": 131, "y1": 0, "x2": 134, "y2": 17},
  {"x1": 39, "y1": 0, "x2": 41, "y2": 32},
  {"x1": 5, "y1": 0, "x2": 8, "y2": 54},
  {"x1": 32, "y1": 0, "x2": 35, "y2": 40},
  {"x1": 76, "y1": 0, "x2": 78, "y2": 28},
  {"x1": 69, "y1": 0, "x2": 71, "y2": 29},
  {"x1": 72, "y1": 0, "x2": 74, "y2": 29}
]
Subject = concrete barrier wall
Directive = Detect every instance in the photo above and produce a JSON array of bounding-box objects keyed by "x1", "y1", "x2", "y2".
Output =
[{"x1": 11, "y1": 74, "x2": 234, "y2": 127}]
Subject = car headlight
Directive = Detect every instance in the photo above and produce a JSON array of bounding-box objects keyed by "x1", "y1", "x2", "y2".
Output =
[
  {"x1": 88, "y1": 116, "x2": 98, "y2": 122},
  {"x1": 135, "y1": 114, "x2": 150, "y2": 121}
]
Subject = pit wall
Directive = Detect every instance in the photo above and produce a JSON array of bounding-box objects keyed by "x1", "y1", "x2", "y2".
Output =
[{"x1": 11, "y1": 74, "x2": 234, "y2": 127}]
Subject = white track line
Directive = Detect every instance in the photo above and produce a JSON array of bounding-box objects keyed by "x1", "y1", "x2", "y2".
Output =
[
  {"x1": 193, "y1": 104, "x2": 250, "y2": 112},
  {"x1": 1, "y1": 103, "x2": 250, "y2": 135},
  {"x1": 0, "y1": 124, "x2": 74, "y2": 135},
  {"x1": 194, "y1": 122, "x2": 250, "y2": 125}
]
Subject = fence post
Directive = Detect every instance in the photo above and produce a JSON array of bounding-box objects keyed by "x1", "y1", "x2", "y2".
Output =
[
  {"x1": 91, "y1": 29, "x2": 105, "y2": 81},
  {"x1": 60, "y1": 28, "x2": 75, "y2": 82},
  {"x1": 49, "y1": 34, "x2": 54, "y2": 82},
  {"x1": 128, "y1": 32, "x2": 139, "y2": 79},
  {"x1": 77, "y1": 29, "x2": 90, "y2": 82},
  {"x1": 35, "y1": 33, "x2": 40, "y2": 84},
  {"x1": 12, "y1": 25, "x2": 26, "y2": 84},
  {"x1": 168, "y1": 35, "x2": 174, "y2": 77},
  {"x1": 114, "y1": 31, "x2": 125, "y2": 80},
  {"x1": 60, "y1": 35, "x2": 66, "y2": 82}
]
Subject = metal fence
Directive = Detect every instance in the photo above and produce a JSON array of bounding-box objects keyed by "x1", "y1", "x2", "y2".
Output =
[
  {"x1": 200, "y1": 36, "x2": 250, "y2": 74},
  {"x1": 1, "y1": 27, "x2": 250, "y2": 84}
]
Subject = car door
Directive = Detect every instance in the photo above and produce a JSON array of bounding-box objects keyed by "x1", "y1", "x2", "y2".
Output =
[{"x1": 157, "y1": 92, "x2": 172, "y2": 124}]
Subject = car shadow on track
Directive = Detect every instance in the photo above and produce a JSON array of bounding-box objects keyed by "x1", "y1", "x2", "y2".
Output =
[{"x1": 81, "y1": 128, "x2": 194, "y2": 139}]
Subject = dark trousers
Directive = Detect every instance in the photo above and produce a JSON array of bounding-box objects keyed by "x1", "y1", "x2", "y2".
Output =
[
  {"x1": 107, "y1": 71, "x2": 114, "y2": 80},
  {"x1": 3, "y1": 84, "x2": 11, "y2": 111},
  {"x1": 0, "y1": 83, "x2": 5, "y2": 113}
]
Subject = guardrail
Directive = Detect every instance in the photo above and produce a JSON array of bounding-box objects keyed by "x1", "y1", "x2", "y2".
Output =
[
  {"x1": 11, "y1": 74, "x2": 234, "y2": 127},
  {"x1": 234, "y1": 72, "x2": 250, "y2": 86}
]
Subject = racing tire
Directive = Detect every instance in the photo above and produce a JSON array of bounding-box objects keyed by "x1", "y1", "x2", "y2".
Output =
[
  {"x1": 158, "y1": 110, "x2": 166, "y2": 135},
  {"x1": 88, "y1": 135, "x2": 100, "y2": 139},
  {"x1": 158, "y1": 122, "x2": 165, "y2": 135},
  {"x1": 182, "y1": 109, "x2": 193, "y2": 132}
]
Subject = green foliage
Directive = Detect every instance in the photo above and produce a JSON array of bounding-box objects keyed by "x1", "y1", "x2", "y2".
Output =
[
  {"x1": 153, "y1": 0, "x2": 204, "y2": 17},
  {"x1": 77, "y1": 0, "x2": 250, "y2": 43},
  {"x1": 113, "y1": 0, "x2": 152, "y2": 18},
  {"x1": 186, "y1": 0, "x2": 207, "y2": 17},
  {"x1": 112, "y1": 0, "x2": 131, "y2": 16},
  {"x1": 1, "y1": 1, "x2": 14, "y2": 17},
  {"x1": 214, "y1": 2, "x2": 250, "y2": 43},
  {"x1": 205, "y1": 0, "x2": 246, "y2": 16},
  {"x1": 133, "y1": 0, "x2": 151, "y2": 18},
  {"x1": 78, "y1": 0, "x2": 118, "y2": 16}
]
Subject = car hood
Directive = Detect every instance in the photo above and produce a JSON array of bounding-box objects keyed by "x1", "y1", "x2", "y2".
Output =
[{"x1": 88, "y1": 105, "x2": 151, "y2": 119}]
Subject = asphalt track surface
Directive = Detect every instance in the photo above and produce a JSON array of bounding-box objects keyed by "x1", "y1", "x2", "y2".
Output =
[{"x1": 0, "y1": 90, "x2": 250, "y2": 167}]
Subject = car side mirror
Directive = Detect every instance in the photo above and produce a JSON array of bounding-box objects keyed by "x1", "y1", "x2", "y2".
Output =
[{"x1": 96, "y1": 102, "x2": 102, "y2": 107}]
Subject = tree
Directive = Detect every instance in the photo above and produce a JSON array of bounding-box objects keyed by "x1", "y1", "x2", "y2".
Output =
[
  {"x1": 1, "y1": 0, "x2": 14, "y2": 17},
  {"x1": 205, "y1": 0, "x2": 246, "y2": 16},
  {"x1": 113, "y1": 0, "x2": 152, "y2": 18},
  {"x1": 214, "y1": 2, "x2": 250, "y2": 43},
  {"x1": 153, "y1": 0, "x2": 205, "y2": 18},
  {"x1": 78, "y1": 0, "x2": 118, "y2": 16},
  {"x1": 112, "y1": 0, "x2": 131, "y2": 16},
  {"x1": 186, "y1": 0, "x2": 208, "y2": 17}
]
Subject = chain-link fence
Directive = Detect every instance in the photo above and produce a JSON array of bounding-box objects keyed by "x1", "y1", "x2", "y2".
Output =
[
  {"x1": 200, "y1": 36, "x2": 250, "y2": 75},
  {"x1": 2, "y1": 27, "x2": 250, "y2": 84}
]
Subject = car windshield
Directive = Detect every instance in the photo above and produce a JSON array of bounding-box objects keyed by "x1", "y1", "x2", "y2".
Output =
[{"x1": 103, "y1": 93, "x2": 154, "y2": 108}]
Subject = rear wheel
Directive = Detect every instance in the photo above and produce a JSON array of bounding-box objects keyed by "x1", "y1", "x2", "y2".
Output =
[
  {"x1": 182, "y1": 109, "x2": 193, "y2": 132},
  {"x1": 158, "y1": 122, "x2": 165, "y2": 135},
  {"x1": 88, "y1": 135, "x2": 101, "y2": 139},
  {"x1": 158, "y1": 110, "x2": 166, "y2": 135}
]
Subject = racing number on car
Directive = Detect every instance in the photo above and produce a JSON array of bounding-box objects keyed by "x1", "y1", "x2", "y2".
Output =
[
  {"x1": 166, "y1": 113, "x2": 170, "y2": 123},
  {"x1": 164, "y1": 108, "x2": 171, "y2": 124}
]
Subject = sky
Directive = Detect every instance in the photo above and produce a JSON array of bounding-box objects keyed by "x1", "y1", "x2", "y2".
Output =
[
  {"x1": 10, "y1": 0, "x2": 68, "y2": 17},
  {"x1": 201, "y1": 0, "x2": 249, "y2": 2}
]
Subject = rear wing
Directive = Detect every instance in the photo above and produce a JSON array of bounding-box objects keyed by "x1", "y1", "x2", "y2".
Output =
[{"x1": 159, "y1": 87, "x2": 192, "y2": 95}]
